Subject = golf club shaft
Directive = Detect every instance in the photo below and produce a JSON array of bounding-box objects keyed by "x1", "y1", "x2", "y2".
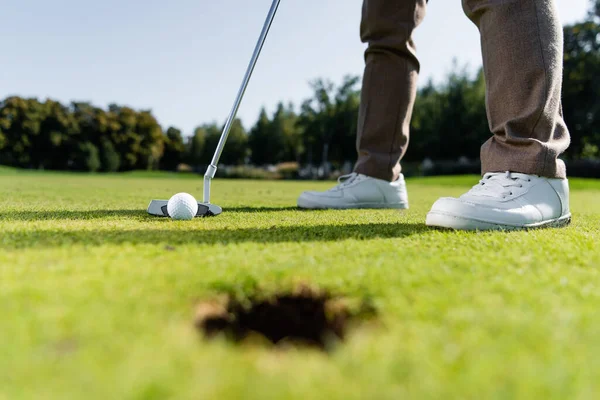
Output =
[{"x1": 204, "y1": 0, "x2": 281, "y2": 203}]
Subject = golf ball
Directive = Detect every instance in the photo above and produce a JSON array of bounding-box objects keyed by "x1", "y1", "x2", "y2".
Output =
[{"x1": 167, "y1": 193, "x2": 198, "y2": 221}]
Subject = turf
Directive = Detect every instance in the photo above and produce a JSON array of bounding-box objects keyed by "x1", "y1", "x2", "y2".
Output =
[{"x1": 1, "y1": 169, "x2": 600, "y2": 399}]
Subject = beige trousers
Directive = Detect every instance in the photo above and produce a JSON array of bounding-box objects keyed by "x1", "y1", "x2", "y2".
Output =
[{"x1": 354, "y1": 0, "x2": 571, "y2": 181}]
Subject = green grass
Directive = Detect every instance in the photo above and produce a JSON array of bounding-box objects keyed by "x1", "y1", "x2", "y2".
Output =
[{"x1": 1, "y1": 170, "x2": 600, "y2": 400}]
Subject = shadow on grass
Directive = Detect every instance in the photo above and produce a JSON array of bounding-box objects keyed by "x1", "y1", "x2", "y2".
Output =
[
  {"x1": 1, "y1": 206, "x2": 307, "y2": 221},
  {"x1": 1, "y1": 223, "x2": 429, "y2": 248},
  {"x1": 0, "y1": 210, "x2": 146, "y2": 221},
  {"x1": 226, "y1": 206, "x2": 303, "y2": 213}
]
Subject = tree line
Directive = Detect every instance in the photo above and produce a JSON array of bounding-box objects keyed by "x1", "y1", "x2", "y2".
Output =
[{"x1": 0, "y1": 1, "x2": 598, "y2": 174}]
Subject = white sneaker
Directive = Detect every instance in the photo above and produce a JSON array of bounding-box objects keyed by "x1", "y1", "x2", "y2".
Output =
[
  {"x1": 297, "y1": 173, "x2": 409, "y2": 209},
  {"x1": 426, "y1": 172, "x2": 571, "y2": 230}
]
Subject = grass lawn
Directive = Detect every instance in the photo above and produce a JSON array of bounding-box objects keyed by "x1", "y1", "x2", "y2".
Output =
[{"x1": 1, "y1": 167, "x2": 600, "y2": 399}]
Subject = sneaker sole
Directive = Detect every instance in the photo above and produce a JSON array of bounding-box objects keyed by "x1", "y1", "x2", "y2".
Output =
[
  {"x1": 425, "y1": 212, "x2": 572, "y2": 231},
  {"x1": 297, "y1": 199, "x2": 409, "y2": 210}
]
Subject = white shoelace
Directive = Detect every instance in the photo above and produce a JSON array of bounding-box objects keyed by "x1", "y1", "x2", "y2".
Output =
[
  {"x1": 330, "y1": 173, "x2": 362, "y2": 191},
  {"x1": 469, "y1": 171, "x2": 533, "y2": 199}
]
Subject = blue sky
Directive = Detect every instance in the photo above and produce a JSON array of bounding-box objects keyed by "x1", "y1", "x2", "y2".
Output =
[{"x1": 1, "y1": 0, "x2": 590, "y2": 135}]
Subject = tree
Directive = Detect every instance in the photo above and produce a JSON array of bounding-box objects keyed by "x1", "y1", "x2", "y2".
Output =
[
  {"x1": 301, "y1": 79, "x2": 336, "y2": 175},
  {"x1": 0, "y1": 97, "x2": 44, "y2": 168},
  {"x1": 187, "y1": 125, "x2": 208, "y2": 167},
  {"x1": 100, "y1": 139, "x2": 121, "y2": 172},
  {"x1": 71, "y1": 102, "x2": 117, "y2": 170},
  {"x1": 248, "y1": 104, "x2": 302, "y2": 165},
  {"x1": 72, "y1": 142, "x2": 100, "y2": 172},
  {"x1": 408, "y1": 65, "x2": 489, "y2": 162},
  {"x1": 248, "y1": 108, "x2": 274, "y2": 165},
  {"x1": 134, "y1": 110, "x2": 164, "y2": 170},
  {"x1": 0, "y1": 125, "x2": 6, "y2": 152},
  {"x1": 161, "y1": 126, "x2": 185, "y2": 171},
  {"x1": 204, "y1": 119, "x2": 248, "y2": 165},
  {"x1": 269, "y1": 103, "x2": 300, "y2": 164},
  {"x1": 0, "y1": 97, "x2": 167, "y2": 172},
  {"x1": 31, "y1": 99, "x2": 78, "y2": 170},
  {"x1": 108, "y1": 105, "x2": 141, "y2": 170},
  {"x1": 297, "y1": 76, "x2": 360, "y2": 173},
  {"x1": 330, "y1": 76, "x2": 360, "y2": 165},
  {"x1": 281, "y1": 102, "x2": 303, "y2": 162},
  {"x1": 562, "y1": 1, "x2": 600, "y2": 159}
]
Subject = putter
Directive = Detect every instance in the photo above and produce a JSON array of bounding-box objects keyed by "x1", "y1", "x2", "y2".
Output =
[{"x1": 148, "y1": 0, "x2": 282, "y2": 218}]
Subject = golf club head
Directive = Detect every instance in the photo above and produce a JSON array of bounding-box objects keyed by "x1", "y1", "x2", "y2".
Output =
[{"x1": 147, "y1": 200, "x2": 223, "y2": 218}]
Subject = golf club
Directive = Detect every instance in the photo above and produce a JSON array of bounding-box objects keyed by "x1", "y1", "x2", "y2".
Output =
[{"x1": 147, "y1": 0, "x2": 282, "y2": 218}]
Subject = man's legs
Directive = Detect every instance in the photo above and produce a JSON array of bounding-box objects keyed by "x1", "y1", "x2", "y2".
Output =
[
  {"x1": 296, "y1": 0, "x2": 425, "y2": 210},
  {"x1": 464, "y1": 0, "x2": 570, "y2": 178},
  {"x1": 354, "y1": 0, "x2": 427, "y2": 182},
  {"x1": 426, "y1": 0, "x2": 572, "y2": 230}
]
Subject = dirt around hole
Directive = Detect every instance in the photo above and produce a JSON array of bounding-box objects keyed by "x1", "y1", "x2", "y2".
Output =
[{"x1": 194, "y1": 285, "x2": 377, "y2": 351}]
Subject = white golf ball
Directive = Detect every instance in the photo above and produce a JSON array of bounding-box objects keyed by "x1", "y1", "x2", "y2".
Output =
[{"x1": 167, "y1": 193, "x2": 198, "y2": 221}]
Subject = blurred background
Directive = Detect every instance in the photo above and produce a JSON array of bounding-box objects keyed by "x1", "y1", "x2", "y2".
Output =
[{"x1": 0, "y1": 0, "x2": 598, "y2": 178}]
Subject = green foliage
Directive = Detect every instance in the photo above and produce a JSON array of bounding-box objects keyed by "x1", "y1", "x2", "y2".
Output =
[
  {"x1": 581, "y1": 141, "x2": 599, "y2": 160},
  {"x1": 72, "y1": 142, "x2": 101, "y2": 172},
  {"x1": 0, "y1": 97, "x2": 42, "y2": 167},
  {"x1": 297, "y1": 76, "x2": 360, "y2": 171},
  {"x1": 161, "y1": 127, "x2": 186, "y2": 171},
  {"x1": 409, "y1": 66, "x2": 489, "y2": 162},
  {"x1": 100, "y1": 139, "x2": 121, "y2": 172},
  {"x1": 0, "y1": 99, "x2": 165, "y2": 172},
  {"x1": 188, "y1": 123, "x2": 221, "y2": 166},
  {"x1": 0, "y1": 129, "x2": 5, "y2": 151},
  {"x1": 35, "y1": 100, "x2": 77, "y2": 170},
  {"x1": 187, "y1": 125, "x2": 208, "y2": 167},
  {"x1": 135, "y1": 111, "x2": 164, "y2": 171},
  {"x1": 562, "y1": 4, "x2": 600, "y2": 159},
  {"x1": 202, "y1": 119, "x2": 248, "y2": 166},
  {"x1": 249, "y1": 108, "x2": 281, "y2": 165},
  {"x1": 248, "y1": 104, "x2": 303, "y2": 166}
]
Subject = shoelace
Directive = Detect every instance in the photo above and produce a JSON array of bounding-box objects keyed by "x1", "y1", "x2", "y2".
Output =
[
  {"x1": 469, "y1": 171, "x2": 532, "y2": 198},
  {"x1": 330, "y1": 173, "x2": 361, "y2": 191}
]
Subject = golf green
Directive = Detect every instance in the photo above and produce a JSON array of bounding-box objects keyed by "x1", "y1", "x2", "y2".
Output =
[{"x1": 1, "y1": 167, "x2": 600, "y2": 399}]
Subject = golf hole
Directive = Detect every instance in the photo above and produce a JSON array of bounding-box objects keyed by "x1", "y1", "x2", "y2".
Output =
[{"x1": 194, "y1": 285, "x2": 377, "y2": 351}]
